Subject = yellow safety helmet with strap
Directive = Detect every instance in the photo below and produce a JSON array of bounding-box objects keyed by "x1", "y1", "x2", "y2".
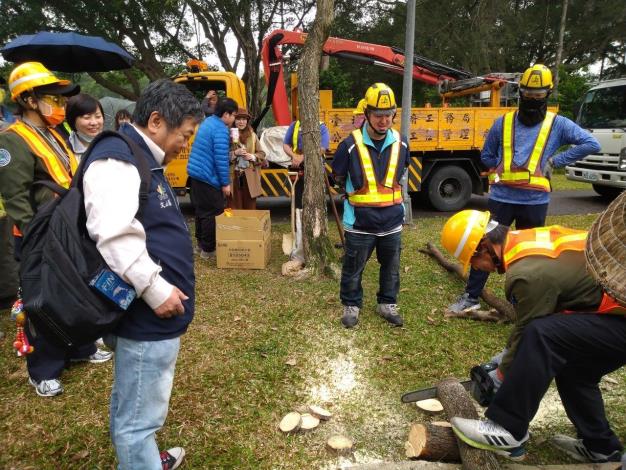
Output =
[
  {"x1": 8, "y1": 62, "x2": 77, "y2": 101},
  {"x1": 364, "y1": 82, "x2": 396, "y2": 115},
  {"x1": 519, "y1": 64, "x2": 553, "y2": 91},
  {"x1": 441, "y1": 210, "x2": 493, "y2": 272},
  {"x1": 353, "y1": 98, "x2": 367, "y2": 115}
]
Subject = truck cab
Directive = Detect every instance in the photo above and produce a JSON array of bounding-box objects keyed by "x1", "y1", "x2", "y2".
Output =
[
  {"x1": 565, "y1": 78, "x2": 626, "y2": 198},
  {"x1": 166, "y1": 63, "x2": 247, "y2": 195}
]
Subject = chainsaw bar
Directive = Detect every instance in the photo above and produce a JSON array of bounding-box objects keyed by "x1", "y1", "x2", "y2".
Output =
[{"x1": 401, "y1": 379, "x2": 472, "y2": 403}]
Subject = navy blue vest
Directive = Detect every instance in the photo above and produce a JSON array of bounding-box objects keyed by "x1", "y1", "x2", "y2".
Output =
[{"x1": 83, "y1": 125, "x2": 195, "y2": 341}]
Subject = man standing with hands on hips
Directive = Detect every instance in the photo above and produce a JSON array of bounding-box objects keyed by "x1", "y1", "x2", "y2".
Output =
[{"x1": 447, "y1": 64, "x2": 600, "y2": 314}]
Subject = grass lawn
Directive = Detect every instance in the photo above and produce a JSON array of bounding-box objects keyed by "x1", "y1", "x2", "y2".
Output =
[{"x1": 1, "y1": 209, "x2": 624, "y2": 468}]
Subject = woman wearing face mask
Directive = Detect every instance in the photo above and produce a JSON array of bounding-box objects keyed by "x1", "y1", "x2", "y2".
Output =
[
  {"x1": 66, "y1": 93, "x2": 105, "y2": 161},
  {"x1": 229, "y1": 108, "x2": 266, "y2": 209},
  {"x1": 0, "y1": 62, "x2": 112, "y2": 399}
]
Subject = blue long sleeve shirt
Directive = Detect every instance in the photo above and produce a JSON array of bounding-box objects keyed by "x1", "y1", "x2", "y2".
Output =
[
  {"x1": 187, "y1": 115, "x2": 231, "y2": 189},
  {"x1": 482, "y1": 113, "x2": 600, "y2": 205}
]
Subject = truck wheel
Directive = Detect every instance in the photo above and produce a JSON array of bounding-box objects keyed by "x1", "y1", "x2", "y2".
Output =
[
  {"x1": 592, "y1": 184, "x2": 623, "y2": 199},
  {"x1": 426, "y1": 166, "x2": 472, "y2": 211}
]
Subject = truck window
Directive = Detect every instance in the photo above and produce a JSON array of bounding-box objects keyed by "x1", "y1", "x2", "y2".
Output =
[{"x1": 578, "y1": 85, "x2": 626, "y2": 129}]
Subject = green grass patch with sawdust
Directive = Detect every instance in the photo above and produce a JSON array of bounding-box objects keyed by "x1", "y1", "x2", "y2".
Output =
[{"x1": 0, "y1": 212, "x2": 624, "y2": 469}]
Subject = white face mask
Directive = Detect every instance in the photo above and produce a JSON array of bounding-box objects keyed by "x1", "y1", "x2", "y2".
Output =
[{"x1": 77, "y1": 131, "x2": 95, "y2": 143}]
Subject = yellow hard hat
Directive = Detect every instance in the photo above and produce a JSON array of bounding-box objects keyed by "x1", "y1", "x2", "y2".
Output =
[
  {"x1": 519, "y1": 64, "x2": 553, "y2": 90},
  {"x1": 364, "y1": 82, "x2": 396, "y2": 115},
  {"x1": 8, "y1": 61, "x2": 78, "y2": 101},
  {"x1": 353, "y1": 98, "x2": 367, "y2": 115},
  {"x1": 441, "y1": 210, "x2": 492, "y2": 272}
]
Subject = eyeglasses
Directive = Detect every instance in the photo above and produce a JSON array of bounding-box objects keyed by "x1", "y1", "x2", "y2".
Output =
[
  {"x1": 520, "y1": 89, "x2": 549, "y2": 100},
  {"x1": 37, "y1": 94, "x2": 67, "y2": 107}
]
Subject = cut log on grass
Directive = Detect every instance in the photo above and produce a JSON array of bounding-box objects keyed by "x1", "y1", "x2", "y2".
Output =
[
  {"x1": 420, "y1": 242, "x2": 515, "y2": 322},
  {"x1": 436, "y1": 379, "x2": 500, "y2": 470},
  {"x1": 416, "y1": 398, "x2": 444, "y2": 413},
  {"x1": 279, "y1": 412, "x2": 302, "y2": 433},
  {"x1": 405, "y1": 422, "x2": 461, "y2": 462},
  {"x1": 327, "y1": 435, "x2": 354, "y2": 454},
  {"x1": 299, "y1": 413, "x2": 320, "y2": 430},
  {"x1": 444, "y1": 308, "x2": 503, "y2": 322},
  {"x1": 309, "y1": 405, "x2": 332, "y2": 420}
]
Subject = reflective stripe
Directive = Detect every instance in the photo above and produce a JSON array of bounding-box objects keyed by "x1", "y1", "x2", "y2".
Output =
[
  {"x1": 8, "y1": 72, "x2": 51, "y2": 93},
  {"x1": 348, "y1": 129, "x2": 402, "y2": 207},
  {"x1": 292, "y1": 120, "x2": 300, "y2": 150},
  {"x1": 503, "y1": 226, "x2": 587, "y2": 268},
  {"x1": 454, "y1": 210, "x2": 480, "y2": 259},
  {"x1": 8, "y1": 121, "x2": 76, "y2": 188},
  {"x1": 489, "y1": 111, "x2": 555, "y2": 192}
]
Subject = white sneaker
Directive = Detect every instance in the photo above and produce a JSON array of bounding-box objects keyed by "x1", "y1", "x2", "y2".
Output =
[
  {"x1": 447, "y1": 293, "x2": 480, "y2": 314},
  {"x1": 552, "y1": 434, "x2": 622, "y2": 463},
  {"x1": 29, "y1": 377, "x2": 63, "y2": 397},
  {"x1": 71, "y1": 347, "x2": 113, "y2": 364},
  {"x1": 160, "y1": 447, "x2": 186, "y2": 469},
  {"x1": 199, "y1": 250, "x2": 216, "y2": 260},
  {"x1": 451, "y1": 417, "x2": 528, "y2": 459}
]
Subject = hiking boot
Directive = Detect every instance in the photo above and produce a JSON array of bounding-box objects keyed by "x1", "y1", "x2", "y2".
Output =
[
  {"x1": 451, "y1": 417, "x2": 528, "y2": 460},
  {"x1": 199, "y1": 250, "x2": 216, "y2": 260},
  {"x1": 161, "y1": 447, "x2": 186, "y2": 470},
  {"x1": 71, "y1": 348, "x2": 113, "y2": 364},
  {"x1": 29, "y1": 377, "x2": 63, "y2": 397},
  {"x1": 376, "y1": 303, "x2": 403, "y2": 327},
  {"x1": 551, "y1": 434, "x2": 622, "y2": 463},
  {"x1": 447, "y1": 293, "x2": 480, "y2": 314},
  {"x1": 341, "y1": 305, "x2": 360, "y2": 328}
]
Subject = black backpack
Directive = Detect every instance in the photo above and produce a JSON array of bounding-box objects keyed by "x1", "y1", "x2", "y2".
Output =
[{"x1": 19, "y1": 131, "x2": 151, "y2": 347}]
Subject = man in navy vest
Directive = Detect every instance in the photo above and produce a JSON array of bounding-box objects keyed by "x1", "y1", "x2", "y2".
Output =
[{"x1": 83, "y1": 79, "x2": 202, "y2": 470}]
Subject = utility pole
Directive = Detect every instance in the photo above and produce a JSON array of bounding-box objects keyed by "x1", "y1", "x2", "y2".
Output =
[{"x1": 401, "y1": 0, "x2": 416, "y2": 224}]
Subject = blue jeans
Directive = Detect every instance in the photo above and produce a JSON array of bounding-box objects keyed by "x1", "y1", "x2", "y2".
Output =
[
  {"x1": 340, "y1": 230, "x2": 402, "y2": 307},
  {"x1": 108, "y1": 335, "x2": 180, "y2": 470}
]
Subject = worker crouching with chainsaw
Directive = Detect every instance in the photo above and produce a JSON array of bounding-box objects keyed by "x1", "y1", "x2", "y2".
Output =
[
  {"x1": 331, "y1": 83, "x2": 409, "y2": 328},
  {"x1": 439, "y1": 208, "x2": 626, "y2": 462}
]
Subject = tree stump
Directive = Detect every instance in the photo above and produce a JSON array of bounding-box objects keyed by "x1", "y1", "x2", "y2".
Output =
[
  {"x1": 405, "y1": 422, "x2": 461, "y2": 462},
  {"x1": 437, "y1": 379, "x2": 500, "y2": 470}
]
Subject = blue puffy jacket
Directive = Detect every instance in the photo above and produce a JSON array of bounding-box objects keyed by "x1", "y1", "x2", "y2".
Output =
[{"x1": 187, "y1": 115, "x2": 231, "y2": 189}]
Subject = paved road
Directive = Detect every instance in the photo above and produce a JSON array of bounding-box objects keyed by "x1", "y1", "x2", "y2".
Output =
[{"x1": 180, "y1": 190, "x2": 613, "y2": 224}]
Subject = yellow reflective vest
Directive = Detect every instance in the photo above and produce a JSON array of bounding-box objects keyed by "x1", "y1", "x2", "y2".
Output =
[
  {"x1": 347, "y1": 128, "x2": 403, "y2": 207},
  {"x1": 488, "y1": 111, "x2": 556, "y2": 192},
  {"x1": 7, "y1": 120, "x2": 77, "y2": 189}
]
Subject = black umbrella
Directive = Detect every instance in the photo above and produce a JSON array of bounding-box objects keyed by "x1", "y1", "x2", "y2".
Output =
[{"x1": 1, "y1": 31, "x2": 135, "y2": 72}]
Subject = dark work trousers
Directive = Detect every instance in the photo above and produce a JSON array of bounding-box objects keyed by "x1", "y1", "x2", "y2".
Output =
[
  {"x1": 0, "y1": 216, "x2": 19, "y2": 304},
  {"x1": 486, "y1": 313, "x2": 626, "y2": 454},
  {"x1": 294, "y1": 173, "x2": 304, "y2": 209},
  {"x1": 189, "y1": 177, "x2": 225, "y2": 253},
  {"x1": 25, "y1": 319, "x2": 96, "y2": 381},
  {"x1": 340, "y1": 230, "x2": 402, "y2": 307},
  {"x1": 465, "y1": 199, "x2": 549, "y2": 298}
]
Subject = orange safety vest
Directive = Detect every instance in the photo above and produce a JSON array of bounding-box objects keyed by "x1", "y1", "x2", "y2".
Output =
[
  {"x1": 503, "y1": 226, "x2": 626, "y2": 315},
  {"x1": 488, "y1": 111, "x2": 556, "y2": 192},
  {"x1": 6, "y1": 121, "x2": 77, "y2": 236},
  {"x1": 347, "y1": 128, "x2": 403, "y2": 207}
]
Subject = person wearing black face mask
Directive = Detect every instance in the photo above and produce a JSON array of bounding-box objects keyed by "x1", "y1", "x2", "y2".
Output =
[{"x1": 447, "y1": 64, "x2": 601, "y2": 316}]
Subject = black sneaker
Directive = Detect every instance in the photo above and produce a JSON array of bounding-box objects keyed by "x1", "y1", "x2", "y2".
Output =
[{"x1": 161, "y1": 447, "x2": 185, "y2": 470}]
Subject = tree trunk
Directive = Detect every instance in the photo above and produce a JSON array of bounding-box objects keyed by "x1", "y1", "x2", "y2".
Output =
[
  {"x1": 406, "y1": 422, "x2": 461, "y2": 462},
  {"x1": 553, "y1": 0, "x2": 569, "y2": 98},
  {"x1": 298, "y1": 0, "x2": 338, "y2": 277},
  {"x1": 437, "y1": 379, "x2": 500, "y2": 470}
]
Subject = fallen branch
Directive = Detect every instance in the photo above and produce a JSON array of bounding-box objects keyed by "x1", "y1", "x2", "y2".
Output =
[
  {"x1": 420, "y1": 242, "x2": 515, "y2": 322},
  {"x1": 437, "y1": 379, "x2": 500, "y2": 470}
]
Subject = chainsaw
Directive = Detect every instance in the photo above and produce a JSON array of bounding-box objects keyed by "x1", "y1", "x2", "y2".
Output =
[{"x1": 401, "y1": 362, "x2": 498, "y2": 407}]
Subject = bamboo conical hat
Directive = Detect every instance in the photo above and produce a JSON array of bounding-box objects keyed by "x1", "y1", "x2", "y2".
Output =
[{"x1": 585, "y1": 191, "x2": 626, "y2": 305}]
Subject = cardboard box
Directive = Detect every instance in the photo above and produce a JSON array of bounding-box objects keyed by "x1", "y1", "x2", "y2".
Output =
[
  {"x1": 216, "y1": 210, "x2": 272, "y2": 269},
  {"x1": 216, "y1": 210, "x2": 271, "y2": 241},
  {"x1": 216, "y1": 236, "x2": 271, "y2": 269}
]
